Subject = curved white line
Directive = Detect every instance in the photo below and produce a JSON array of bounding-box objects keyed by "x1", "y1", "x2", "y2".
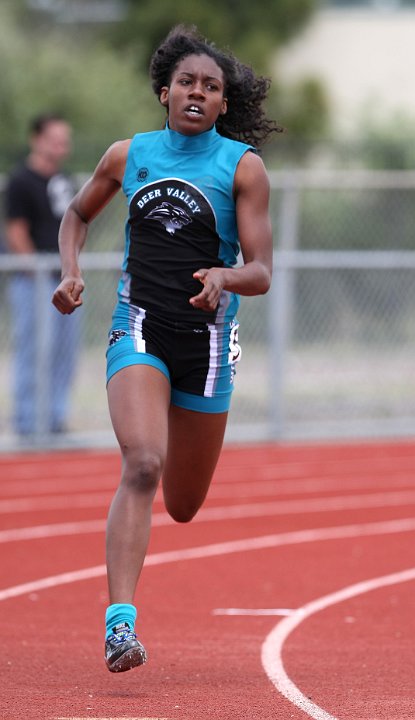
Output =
[
  {"x1": 261, "y1": 567, "x2": 415, "y2": 720},
  {"x1": 1, "y1": 517, "x2": 415, "y2": 602}
]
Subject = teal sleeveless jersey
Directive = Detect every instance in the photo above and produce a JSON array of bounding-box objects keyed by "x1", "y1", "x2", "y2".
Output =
[{"x1": 118, "y1": 124, "x2": 254, "y2": 324}]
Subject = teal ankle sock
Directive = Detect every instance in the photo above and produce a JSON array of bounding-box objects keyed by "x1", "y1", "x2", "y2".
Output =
[{"x1": 105, "y1": 603, "x2": 137, "y2": 639}]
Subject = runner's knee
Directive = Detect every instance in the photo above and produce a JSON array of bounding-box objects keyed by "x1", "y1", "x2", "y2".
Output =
[
  {"x1": 121, "y1": 449, "x2": 163, "y2": 495},
  {"x1": 165, "y1": 497, "x2": 201, "y2": 523}
]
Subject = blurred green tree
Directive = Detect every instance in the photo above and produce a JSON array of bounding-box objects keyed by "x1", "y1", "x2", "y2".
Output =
[
  {"x1": 0, "y1": 1, "x2": 161, "y2": 170},
  {"x1": 104, "y1": 0, "x2": 316, "y2": 72},
  {"x1": 0, "y1": 0, "x2": 328, "y2": 170},
  {"x1": 357, "y1": 113, "x2": 415, "y2": 170}
]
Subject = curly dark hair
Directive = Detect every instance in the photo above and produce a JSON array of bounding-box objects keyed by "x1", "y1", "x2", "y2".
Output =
[{"x1": 149, "y1": 25, "x2": 282, "y2": 150}]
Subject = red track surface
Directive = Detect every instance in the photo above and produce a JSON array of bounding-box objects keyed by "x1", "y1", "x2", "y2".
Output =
[{"x1": 1, "y1": 439, "x2": 415, "y2": 720}]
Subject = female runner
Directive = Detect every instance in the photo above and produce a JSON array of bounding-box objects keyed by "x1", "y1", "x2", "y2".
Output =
[{"x1": 53, "y1": 24, "x2": 278, "y2": 672}]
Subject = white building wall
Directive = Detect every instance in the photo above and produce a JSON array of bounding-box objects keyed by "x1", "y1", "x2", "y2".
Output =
[{"x1": 276, "y1": 9, "x2": 415, "y2": 135}]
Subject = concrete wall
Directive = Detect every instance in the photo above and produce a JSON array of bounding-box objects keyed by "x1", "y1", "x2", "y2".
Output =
[{"x1": 276, "y1": 8, "x2": 415, "y2": 135}]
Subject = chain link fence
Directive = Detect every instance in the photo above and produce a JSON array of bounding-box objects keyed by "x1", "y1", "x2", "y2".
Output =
[{"x1": 0, "y1": 170, "x2": 415, "y2": 450}]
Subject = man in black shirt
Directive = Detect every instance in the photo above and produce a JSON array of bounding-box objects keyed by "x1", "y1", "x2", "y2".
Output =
[{"x1": 5, "y1": 113, "x2": 80, "y2": 437}]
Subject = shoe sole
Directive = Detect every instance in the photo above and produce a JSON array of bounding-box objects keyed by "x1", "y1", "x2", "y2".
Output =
[{"x1": 106, "y1": 645, "x2": 147, "y2": 673}]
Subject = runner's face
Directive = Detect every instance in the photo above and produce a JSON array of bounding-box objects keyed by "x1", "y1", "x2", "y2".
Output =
[{"x1": 160, "y1": 53, "x2": 227, "y2": 135}]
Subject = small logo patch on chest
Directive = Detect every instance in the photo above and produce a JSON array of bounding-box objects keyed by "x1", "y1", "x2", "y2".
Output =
[{"x1": 137, "y1": 167, "x2": 149, "y2": 181}]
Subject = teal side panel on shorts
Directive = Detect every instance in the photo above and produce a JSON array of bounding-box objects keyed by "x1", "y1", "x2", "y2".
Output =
[
  {"x1": 106, "y1": 334, "x2": 170, "y2": 385},
  {"x1": 171, "y1": 387, "x2": 233, "y2": 413}
]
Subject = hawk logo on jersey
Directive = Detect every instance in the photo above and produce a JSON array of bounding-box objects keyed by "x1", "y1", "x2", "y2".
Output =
[{"x1": 145, "y1": 202, "x2": 192, "y2": 235}]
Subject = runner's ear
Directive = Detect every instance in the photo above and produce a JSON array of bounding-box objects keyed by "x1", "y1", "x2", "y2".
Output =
[{"x1": 159, "y1": 87, "x2": 169, "y2": 107}]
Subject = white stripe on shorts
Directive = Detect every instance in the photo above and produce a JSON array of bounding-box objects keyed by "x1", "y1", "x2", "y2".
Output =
[
  {"x1": 204, "y1": 323, "x2": 219, "y2": 397},
  {"x1": 133, "y1": 307, "x2": 147, "y2": 353}
]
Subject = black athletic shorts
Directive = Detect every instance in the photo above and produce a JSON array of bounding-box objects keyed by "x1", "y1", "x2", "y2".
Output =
[{"x1": 106, "y1": 301, "x2": 241, "y2": 413}]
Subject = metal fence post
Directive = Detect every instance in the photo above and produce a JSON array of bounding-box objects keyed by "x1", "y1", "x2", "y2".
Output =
[
  {"x1": 33, "y1": 257, "x2": 52, "y2": 442},
  {"x1": 269, "y1": 178, "x2": 300, "y2": 439}
]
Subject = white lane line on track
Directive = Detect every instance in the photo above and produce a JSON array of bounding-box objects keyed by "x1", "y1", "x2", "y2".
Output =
[
  {"x1": 1, "y1": 516, "x2": 415, "y2": 601},
  {"x1": 3, "y1": 449, "x2": 415, "y2": 493},
  {"x1": 3, "y1": 472, "x2": 415, "y2": 504},
  {"x1": 261, "y1": 567, "x2": 415, "y2": 720},
  {"x1": 0, "y1": 457, "x2": 118, "y2": 476},
  {"x1": 4, "y1": 457, "x2": 415, "y2": 503},
  {"x1": 213, "y1": 608, "x2": 294, "y2": 616},
  {"x1": 3, "y1": 491, "x2": 415, "y2": 542},
  {"x1": 0, "y1": 519, "x2": 107, "y2": 542},
  {"x1": 3, "y1": 446, "x2": 415, "y2": 480},
  {"x1": 3, "y1": 468, "x2": 415, "y2": 502},
  {"x1": 0, "y1": 492, "x2": 114, "y2": 513},
  {"x1": 209, "y1": 474, "x2": 415, "y2": 499},
  {"x1": 0, "y1": 474, "x2": 118, "y2": 497}
]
